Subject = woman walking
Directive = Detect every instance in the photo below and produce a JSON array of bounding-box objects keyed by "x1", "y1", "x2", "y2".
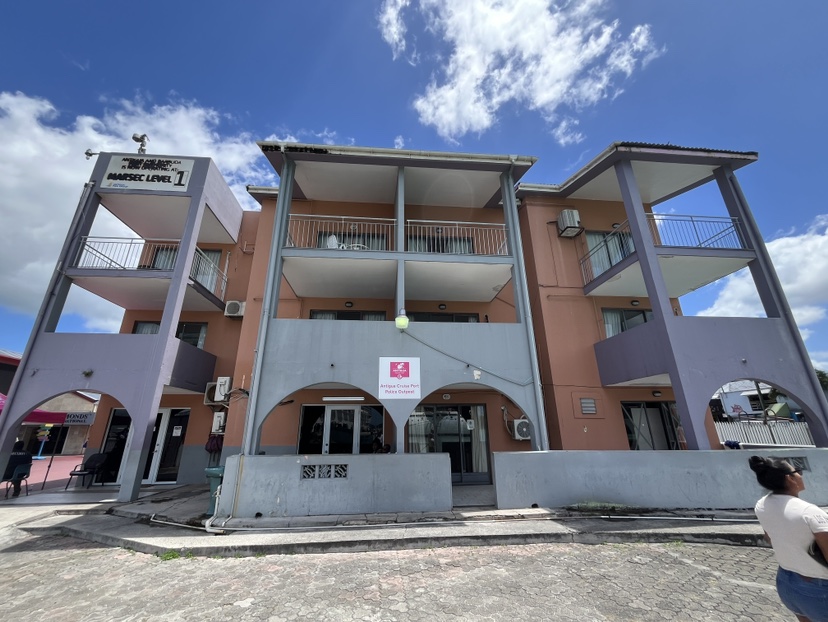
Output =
[{"x1": 750, "y1": 455, "x2": 828, "y2": 621}]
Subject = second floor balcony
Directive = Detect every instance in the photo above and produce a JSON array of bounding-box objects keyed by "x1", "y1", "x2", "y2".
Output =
[
  {"x1": 68, "y1": 237, "x2": 228, "y2": 310},
  {"x1": 579, "y1": 214, "x2": 755, "y2": 297}
]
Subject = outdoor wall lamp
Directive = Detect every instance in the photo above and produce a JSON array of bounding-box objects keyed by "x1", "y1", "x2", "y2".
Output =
[
  {"x1": 395, "y1": 309, "x2": 409, "y2": 330},
  {"x1": 438, "y1": 304, "x2": 447, "y2": 310},
  {"x1": 344, "y1": 301, "x2": 354, "y2": 308},
  {"x1": 652, "y1": 390, "x2": 662, "y2": 397},
  {"x1": 630, "y1": 300, "x2": 640, "y2": 306}
]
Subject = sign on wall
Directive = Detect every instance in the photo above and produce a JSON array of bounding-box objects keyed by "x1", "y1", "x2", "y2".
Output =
[
  {"x1": 379, "y1": 357, "x2": 421, "y2": 399},
  {"x1": 63, "y1": 411, "x2": 96, "y2": 425},
  {"x1": 101, "y1": 156, "x2": 195, "y2": 192}
]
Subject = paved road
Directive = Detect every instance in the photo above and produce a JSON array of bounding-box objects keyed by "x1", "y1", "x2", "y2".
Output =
[{"x1": 0, "y1": 528, "x2": 790, "y2": 621}]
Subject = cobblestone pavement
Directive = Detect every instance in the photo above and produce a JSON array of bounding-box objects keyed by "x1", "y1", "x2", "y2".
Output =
[{"x1": 0, "y1": 528, "x2": 790, "y2": 621}]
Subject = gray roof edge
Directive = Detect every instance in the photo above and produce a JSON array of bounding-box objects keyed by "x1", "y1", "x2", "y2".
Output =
[{"x1": 256, "y1": 141, "x2": 538, "y2": 168}]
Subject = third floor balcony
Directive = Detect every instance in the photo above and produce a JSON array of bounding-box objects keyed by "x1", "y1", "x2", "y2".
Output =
[{"x1": 579, "y1": 214, "x2": 756, "y2": 297}]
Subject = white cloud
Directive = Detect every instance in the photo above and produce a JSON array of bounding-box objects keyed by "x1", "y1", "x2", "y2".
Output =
[
  {"x1": 394, "y1": 135, "x2": 405, "y2": 149},
  {"x1": 380, "y1": 0, "x2": 662, "y2": 144},
  {"x1": 697, "y1": 215, "x2": 828, "y2": 352},
  {"x1": 379, "y1": 0, "x2": 413, "y2": 60},
  {"x1": 552, "y1": 117, "x2": 584, "y2": 146},
  {"x1": 0, "y1": 91, "x2": 277, "y2": 333}
]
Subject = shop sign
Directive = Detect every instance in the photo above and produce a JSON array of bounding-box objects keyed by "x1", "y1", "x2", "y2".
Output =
[{"x1": 64, "y1": 411, "x2": 96, "y2": 425}]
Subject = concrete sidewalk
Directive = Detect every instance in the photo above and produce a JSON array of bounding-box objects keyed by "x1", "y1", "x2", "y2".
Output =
[{"x1": 0, "y1": 482, "x2": 772, "y2": 558}]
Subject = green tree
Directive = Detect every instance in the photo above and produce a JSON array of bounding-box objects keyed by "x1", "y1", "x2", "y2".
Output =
[{"x1": 817, "y1": 369, "x2": 828, "y2": 390}]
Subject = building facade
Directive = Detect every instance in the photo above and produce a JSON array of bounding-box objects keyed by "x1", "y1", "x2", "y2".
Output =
[{"x1": 2, "y1": 142, "x2": 827, "y2": 513}]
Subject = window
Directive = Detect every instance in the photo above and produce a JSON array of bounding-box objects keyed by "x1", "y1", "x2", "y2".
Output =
[
  {"x1": 133, "y1": 321, "x2": 208, "y2": 349},
  {"x1": 309, "y1": 310, "x2": 386, "y2": 321},
  {"x1": 586, "y1": 231, "x2": 635, "y2": 278},
  {"x1": 408, "y1": 312, "x2": 479, "y2": 323},
  {"x1": 603, "y1": 309, "x2": 654, "y2": 338}
]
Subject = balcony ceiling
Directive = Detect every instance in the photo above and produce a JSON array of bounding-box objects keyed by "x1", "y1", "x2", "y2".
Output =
[
  {"x1": 71, "y1": 276, "x2": 224, "y2": 311},
  {"x1": 585, "y1": 254, "x2": 752, "y2": 298},
  {"x1": 99, "y1": 193, "x2": 236, "y2": 244},
  {"x1": 518, "y1": 143, "x2": 758, "y2": 205},
  {"x1": 260, "y1": 142, "x2": 536, "y2": 209},
  {"x1": 282, "y1": 257, "x2": 512, "y2": 302}
]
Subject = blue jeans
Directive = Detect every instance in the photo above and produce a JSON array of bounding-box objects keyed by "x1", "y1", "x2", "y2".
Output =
[{"x1": 777, "y1": 567, "x2": 828, "y2": 622}]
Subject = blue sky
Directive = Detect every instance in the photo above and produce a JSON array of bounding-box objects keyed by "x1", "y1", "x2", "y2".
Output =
[{"x1": 1, "y1": 0, "x2": 827, "y2": 368}]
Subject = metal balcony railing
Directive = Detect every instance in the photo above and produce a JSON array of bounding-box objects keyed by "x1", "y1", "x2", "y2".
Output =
[
  {"x1": 579, "y1": 215, "x2": 750, "y2": 285},
  {"x1": 285, "y1": 215, "x2": 509, "y2": 256},
  {"x1": 580, "y1": 222, "x2": 635, "y2": 284},
  {"x1": 405, "y1": 220, "x2": 508, "y2": 256},
  {"x1": 646, "y1": 214, "x2": 747, "y2": 250},
  {"x1": 287, "y1": 215, "x2": 396, "y2": 251},
  {"x1": 73, "y1": 237, "x2": 228, "y2": 300}
]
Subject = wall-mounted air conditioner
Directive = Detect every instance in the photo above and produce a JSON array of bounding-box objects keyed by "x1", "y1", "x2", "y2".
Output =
[
  {"x1": 510, "y1": 418, "x2": 532, "y2": 441},
  {"x1": 224, "y1": 300, "x2": 246, "y2": 318},
  {"x1": 211, "y1": 411, "x2": 227, "y2": 434},
  {"x1": 557, "y1": 209, "x2": 583, "y2": 238},
  {"x1": 215, "y1": 376, "x2": 232, "y2": 402},
  {"x1": 204, "y1": 382, "x2": 226, "y2": 406}
]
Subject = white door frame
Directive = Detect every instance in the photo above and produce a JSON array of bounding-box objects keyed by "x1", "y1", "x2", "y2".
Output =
[
  {"x1": 116, "y1": 409, "x2": 172, "y2": 484},
  {"x1": 322, "y1": 405, "x2": 360, "y2": 454}
]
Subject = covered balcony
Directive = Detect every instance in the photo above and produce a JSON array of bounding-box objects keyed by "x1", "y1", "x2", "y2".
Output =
[
  {"x1": 282, "y1": 215, "x2": 513, "y2": 302},
  {"x1": 66, "y1": 236, "x2": 228, "y2": 310},
  {"x1": 580, "y1": 214, "x2": 756, "y2": 297}
]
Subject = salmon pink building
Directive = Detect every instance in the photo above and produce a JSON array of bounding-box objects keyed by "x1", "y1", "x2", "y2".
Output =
[{"x1": 2, "y1": 142, "x2": 827, "y2": 514}]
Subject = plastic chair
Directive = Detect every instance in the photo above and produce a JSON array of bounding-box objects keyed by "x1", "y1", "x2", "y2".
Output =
[
  {"x1": 65, "y1": 453, "x2": 108, "y2": 490},
  {"x1": 3, "y1": 463, "x2": 31, "y2": 499}
]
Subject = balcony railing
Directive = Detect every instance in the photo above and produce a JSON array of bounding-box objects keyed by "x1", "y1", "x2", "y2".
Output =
[
  {"x1": 405, "y1": 220, "x2": 508, "y2": 256},
  {"x1": 647, "y1": 214, "x2": 747, "y2": 250},
  {"x1": 580, "y1": 215, "x2": 749, "y2": 285},
  {"x1": 285, "y1": 215, "x2": 509, "y2": 256},
  {"x1": 287, "y1": 215, "x2": 396, "y2": 251},
  {"x1": 73, "y1": 237, "x2": 228, "y2": 300}
]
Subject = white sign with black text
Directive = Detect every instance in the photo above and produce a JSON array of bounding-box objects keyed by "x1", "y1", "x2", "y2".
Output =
[
  {"x1": 63, "y1": 411, "x2": 96, "y2": 426},
  {"x1": 101, "y1": 156, "x2": 195, "y2": 192}
]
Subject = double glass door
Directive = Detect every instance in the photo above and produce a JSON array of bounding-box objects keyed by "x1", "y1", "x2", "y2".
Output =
[
  {"x1": 407, "y1": 405, "x2": 490, "y2": 484},
  {"x1": 105, "y1": 408, "x2": 189, "y2": 484},
  {"x1": 298, "y1": 405, "x2": 384, "y2": 455}
]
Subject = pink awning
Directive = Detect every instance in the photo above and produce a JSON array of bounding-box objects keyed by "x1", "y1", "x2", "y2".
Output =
[{"x1": 0, "y1": 392, "x2": 67, "y2": 425}]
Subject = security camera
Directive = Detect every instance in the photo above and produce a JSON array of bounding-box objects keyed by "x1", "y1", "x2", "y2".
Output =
[{"x1": 84, "y1": 148, "x2": 99, "y2": 160}]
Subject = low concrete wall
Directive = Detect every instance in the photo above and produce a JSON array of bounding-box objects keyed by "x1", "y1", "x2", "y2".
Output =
[
  {"x1": 215, "y1": 453, "x2": 452, "y2": 518},
  {"x1": 493, "y1": 449, "x2": 828, "y2": 510}
]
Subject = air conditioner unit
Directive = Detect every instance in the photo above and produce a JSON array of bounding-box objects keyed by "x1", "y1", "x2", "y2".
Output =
[
  {"x1": 204, "y1": 382, "x2": 226, "y2": 406},
  {"x1": 557, "y1": 209, "x2": 583, "y2": 238},
  {"x1": 224, "y1": 300, "x2": 246, "y2": 318},
  {"x1": 211, "y1": 411, "x2": 227, "y2": 434},
  {"x1": 510, "y1": 418, "x2": 532, "y2": 441},
  {"x1": 215, "y1": 376, "x2": 232, "y2": 402}
]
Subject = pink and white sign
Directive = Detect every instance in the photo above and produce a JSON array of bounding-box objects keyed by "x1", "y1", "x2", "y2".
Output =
[{"x1": 379, "y1": 357, "x2": 421, "y2": 399}]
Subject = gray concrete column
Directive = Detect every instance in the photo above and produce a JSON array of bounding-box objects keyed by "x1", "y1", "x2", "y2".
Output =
[
  {"x1": 615, "y1": 160, "x2": 709, "y2": 449},
  {"x1": 500, "y1": 168, "x2": 548, "y2": 450},
  {"x1": 243, "y1": 156, "x2": 296, "y2": 455}
]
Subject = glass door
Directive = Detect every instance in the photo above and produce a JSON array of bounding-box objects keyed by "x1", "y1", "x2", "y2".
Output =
[
  {"x1": 298, "y1": 405, "x2": 384, "y2": 455},
  {"x1": 407, "y1": 405, "x2": 490, "y2": 484}
]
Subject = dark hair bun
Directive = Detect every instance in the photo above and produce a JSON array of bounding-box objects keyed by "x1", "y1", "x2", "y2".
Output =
[{"x1": 749, "y1": 455, "x2": 768, "y2": 473}]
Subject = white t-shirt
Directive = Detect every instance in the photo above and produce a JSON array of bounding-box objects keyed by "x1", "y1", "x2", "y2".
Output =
[{"x1": 754, "y1": 493, "x2": 828, "y2": 579}]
